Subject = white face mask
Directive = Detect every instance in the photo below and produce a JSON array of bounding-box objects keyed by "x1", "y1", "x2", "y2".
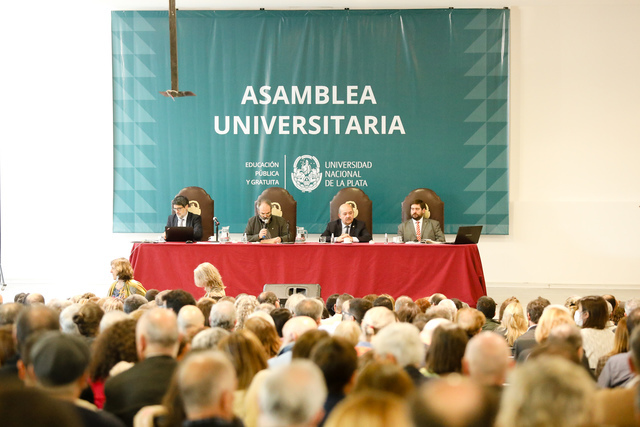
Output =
[{"x1": 574, "y1": 310, "x2": 584, "y2": 327}]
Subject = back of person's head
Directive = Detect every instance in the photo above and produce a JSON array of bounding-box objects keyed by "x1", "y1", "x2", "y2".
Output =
[
  {"x1": 429, "y1": 293, "x2": 446, "y2": 306},
  {"x1": 123, "y1": 294, "x2": 148, "y2": 314},
  {"x1": 577, "y1": 295, "x2": 608, "y2": 329},
  {"x1": 177, "y1": 305, "x2": 205, "y2": 335},
  {"x1": 0, "y1": 325, "x2": 17, "y2": 366},
  {"x1": 373, "y1": 296, "x2": 394, "y2": 311},
  {"x1": 196, "y1": 297, "x2": 216, "y2": 327},
  {"x1": 534, "y1": 305, "x2": 573, "y2": 343},
  {"x1": 425, "y1": 305, "x2": 454, "y2": 322},
  {"x1": 59, "y1": 303, "x2": 82, "y2": 335},
  {"x1": 325, "y1": 294, "x2": 340, "y2": 316},
  {"x1": 415, "y1": 297, "x2": 432, "y2": 313},
  {"x1": 463, "y1": 331, "x2": 511, "y2": 386},
  {"x1": 29, "y1": 331, "x2": 90, "y2": 388},
  {"x1": 412, "y1": 375, "x2": 497, "y2": 427},
  {"x1": 353, "y1": 361, "x2": 415, "y2": 398},
  {"x1": 163, "y1": 289, "x2": 196, "y2": 315},
  {"x1": 438, "y1": 299, "x2": 458, "y2": 320},
  {"x1": 475, "y1": 296, "x2": 497, "y2": 319},
  {"x1": 244, "y1": 316, "x2": 281, "y2": 358},
  {"x1": 144, "y1": 289, "x2": 159, "y2": 302},
  {"x1": 218, "y1": 330, "x2": 268, "y2": 390},
  {"x1": 361, "y1": 306, "x2": 397, "y2": 340},
  {"x1": 626, "y1": 308, "x2": 640, "y2": 335},
  {"x1": 395, "y1": 296, "x2": 413, "y2": 313},
  {"x1": 527, "y1": 297, "x2": 551, "y2": 324},
  {"x1": 496, "y1": 356, "x2": 595, "y2": 427},
  {"x1": 15, "y1": 305, "x2": 60, "y2": 353},
  {"x1": 234, "y1": 295, "x2": 260, "y2": 330},
  {"x1": 191, "y1": 327, "x2": 230, "y2": 351},
  {"x1": 347, "y1": 298, "x2": 373, "y2": 325},
  {"x1": 259, "y1": 360, "x2": 327, "y2": 427},
  {"x1": 294, "y1": 298, "x2": 323, "y2": 322},
  {"x1": 99, "y1": 310, "x2": 129, "y2": 333},
  {"x1": 89, "y1": 318, "x2": 138, "y2": 382},
  {"x1": 177, "y1": 350, "x2": 237, "y2": 419},
  {"x1": 72, "y1": 302, "x2": 104, "y2": 338},
  {"x1": 456, "y1": 308, "x2": 486, "y2": 338},
  {"x1": 292, "y1": 329, "x2": 329, "y2": 359},
  {"x1": 137, "y1": 308, "x2": 179, "y2": 357},
  {"x1": 373, "y1": 322, "x2": 425, "y2": 368},
  {"x1": 25, "y1": 293, "x2": 45, "y2": 306},
  {"x1": 325, "y1": 390, "x2": 412, "y2": 427},
  {"x1": 0, "y1": 303, "x2": 24, "y2": 326},
  {"x1": 420, "y1": 318, "x2": 452, "y2": 346},
  {"x1": 333, "y1": 320, "x2": 362, "y2": 347},
  {"x1": 310, "y1": 336, "x2": 357, "y2": 395},
  {"x1": 335, "y1": 293, "x2": 354, "y2": 314},
  {"x1": 0, "y1": 388, "x2": 82, "y2": 426},
  {"x1": 209, "y1": 300, "x2": 237, "y2": 331},
  {"x1": 625, "y1": 298, "x2": 640, "y2": 317},
  {"x1": 284, "y1": 293, "x2": 306, "y2": 313},
  {"x1": 258, "y1": 291, "x2": 279, "y2": 306},
  {"x1": 397, "y1": 302, "x2": 421, "y2": 324},
  {"x1": 630, "y1": 327, "x2": 640, "y2": 371},
  {"x1": 270, "y1": 307, "x2": 292, "y2": 337},
  {"x1": 425, "y1": 323, "x2": 469, "y2": 375}
]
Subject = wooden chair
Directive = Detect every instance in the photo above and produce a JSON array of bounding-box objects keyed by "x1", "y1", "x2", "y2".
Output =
[
  {"x1": 255, "y1": 187, "x2": 297, "y2": 232},
  {"x1": 174, "y1": 186, "x2": 214, "y2": 241},
  {"x1": 329, "y1": 187, "x2": 373, "y2": 235},
  {"x1": 401, "y1": 188, "x2": 444, "y2": 231}
]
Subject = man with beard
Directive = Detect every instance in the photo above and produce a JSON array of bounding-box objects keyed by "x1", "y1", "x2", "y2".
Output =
[
  {"x1": 245, "y1": 199, "x2": 290, "y2": 243},
  {"x1": 397, "y1": 199, "x2": 445, "y2": 242}
]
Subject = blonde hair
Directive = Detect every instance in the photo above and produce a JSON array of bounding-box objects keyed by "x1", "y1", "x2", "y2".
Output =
[
  {"x1": 111, "y1": 258, "x2": 134, "y2": 281},
  {"x1": 324, "y1": 391, "x2": 412, "y2": 427},
  {"x1": 194, "y1": 262, "x2": 225, "y2": 294},
  {"x1": 502, "y1": 302, "x2": 528, "y2": 346},
  {"x1": 103, "y1": 297, "x2": 124, "y2": 312},
  {"x1": 534, "y1": 305, "x2": 573, "y2": 343}
]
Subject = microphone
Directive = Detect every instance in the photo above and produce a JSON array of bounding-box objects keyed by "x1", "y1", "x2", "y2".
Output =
[{"x1": 212, "y1": 217, "x2": 220, "y2": 226}]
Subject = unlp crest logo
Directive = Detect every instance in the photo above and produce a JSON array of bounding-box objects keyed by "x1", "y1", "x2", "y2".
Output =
[{"x1": 291, "y1": 155, "x2": 322, "y2": 192}]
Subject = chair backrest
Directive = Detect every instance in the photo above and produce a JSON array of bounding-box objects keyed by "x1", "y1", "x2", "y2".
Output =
[
  {"x1": 401, "y1": 188, "x2": 444, "y2": 231},
  {"x1": 255, "y1": 187, "x2": 297, "y2": 232},
  {"x1": 329, "y1": 187, "x2": 373, "y2": 235},
  {"x1": 175, "y1": 186, "x2": 214, "y2": 241}
]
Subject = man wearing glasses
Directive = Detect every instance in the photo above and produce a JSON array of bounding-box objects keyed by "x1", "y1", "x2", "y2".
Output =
[
  {"x1": 244, "y1": 198, "x2": 290, "y2": 243},
  {"x1": 165, "y1": 195, "x2": 203, "y2": 240}
]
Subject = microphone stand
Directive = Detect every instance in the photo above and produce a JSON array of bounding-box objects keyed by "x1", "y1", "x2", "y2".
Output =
[{"x1": 213, "y1": 217, "x2": 220, "y2": 242}]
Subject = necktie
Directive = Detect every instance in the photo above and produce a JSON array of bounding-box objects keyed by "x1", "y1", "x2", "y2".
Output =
[
  {"x1": 416, "y1": 220, "x2": 421, "y2": 241},
  {"x1": 345, "y1": 225, "x2": 350, "y2": 235}
]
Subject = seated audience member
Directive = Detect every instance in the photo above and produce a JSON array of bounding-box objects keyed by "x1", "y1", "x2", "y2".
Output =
[
  {"x1": 310, "y1": 336, "x2": 358, "y2": 425},
  {"x1": 353, "y1": 361, "x2": 415, "y2": 398},
  {"x1": 162, "y1": 289, "x2": 196, "y2": 315},
  {"x1": 99, "y1": 311, "x2": 129, "y2": 334},
  {"x1": 576, "y1": 295, "x2": 615, "y2": 370},
  {"x1": 218, "y1": 330, "x2": 268, "y2": 420},
  {"x1": 72, "y1": 302, "x2": 104, "y2": 344},
  {"x1": 165, "y1": 195, "x2": 203, "y2": 241},
  {"x1": 25, "y1": 293, "x2": 45, "y2": 305},
  {"x1": 107, "y1": 258, "x2": 146, "y2": 300},
  {"x1": 154, "y1": 290, "x2": 170, "y2": 308},
  {"x1": 529, "y1": 324, "x2": 586, "y2": 368},
  {"x1": 372, "y1": 322, "x2": 426, "y2": 387},
  {"x1": 455, "y1": 307, "x2": 486, "y2": 339},
  {"x1": 104, "y1": 308, "x2": 180, "y2": 427},
  {"x1": 244, "y1": 317, "x2": 281, "y2": 359},
  {"x1": 235, "y1": 295, "x2": 259, "y2": 330},
  {"x1": 245, "y1": 198, "x2": 291, "y2": 243},
  {"x1": 0, "y1": 387, "x2": 83, "y2": 426},
  {"x1": 513, "y1": 296, "x2": 550, "y2": 362},
  {"x1": 394, "y1": 296, "x2": 413, "y2": 313},
  {"x1": 0, "y1": 302, "x2": 23, "y2": 326},
  {"x1": 270, "y1": 307, "x2": 292, "y2": 338},
  {"x1": 103, "y1": 298, "x2": 124, "y2": 313},
  {"x1": 476, "y1": 296, "x2": 500, "y2": 332},
  {"x1": 412, "y1": 313, "x2": 430, "y2": 332},
  {"x1": 592, "y1": 327, "x2": 640, "y2": 427},
  {"x1": 412, "y1": 375, "x2": 497, "y2": 427},
  {"x1": 320, "y1": 203, "x2": 372, "y2": 243},
  {"x1": 463, "y1": 331, "x2": 512, "y2": 389},
  {"x1": 324, "y1": 294, "x2": 339, "y2": 316},
  {"x1": 596, "y1": 317, "x2": 629, "y2": 379},
  {"x1": 123, "y1": 295, "x2": 147, "y2": 314},
  {"x1": 209, "y1": 301, "x2": 237, "y2": 332},
  {"x1": 259, "y1": 360, "x2": 327, "y2": 427},
  {"x1": 258, "y1": 291, "x2": 280, "y2": 308},
  {"x1": 598, "y1": 308, "x2": 640, "y2": 388},
  {"x1": 415, "y1": 297, "x2": 432, "y2": 313},
  {"x1": 294, "y1": 298, "x2": 324, "y2": 325},
  {"x1": 320, "y1": 293, "x2": 353, "y2": 333},
  {"x1": 292, "y1": 329, "x2": 330, "y2": 360},
  {"x1": 372, "y1": 295, "x2": 394, "y2": 311},
  {"x1": 89, "y1": 319, "x2": 138, "y2": 409},
  {"x1": 269, "y1": 316, "x2": 317, "y2": 368},
  {"x1": 284, "y1": 293, "x2": 306, "y2": 313},
  {"x1": 357, "y1": 306, "x2": 397, "y2": 355},
  {"x1": 420, "y1": 318, "x2": 452, "y2": 348},
  {"x1": 0, "y1": 325, "x2": 17, "y2": 368},
  {"x1": 495, "y1": 356, "x2": 596, "y2": 427},
  {"x1": 429, "y1": 293, "x2": 446, "y2": 306},
  {"x1": 397, "y1": 199, "x2": 445, "y2": 242},
  {"x1": 144, "y1": 289, "x2": 159, "y2": 303},
  {"x1": 501, "y1": 301, "x2": 528, "y2": 348},
  {"x1": 196, "y1": 297, "x2": 216, "y2": 327},
  {"x1": 191, "y1": 327, "x2": 231, "y2": 351},
  {"x1": 424, "y1": 323, "x2": 469, "y2": 378},
  {"x1": 438, "y1": 299, "x2": 458, "y2": 320},
  {"x1": 14, "y1": 292, "x2": 28, "y2": 304},
  {"x1": 25, "y1": 331, "x2": 126, "y2": 426},
  {"x1": 177, "y1": 305, "x2": 205, "y2": 337},
  {"x1": 397, "y1": 302, "x2": 421, "y2": 324},
  {"x1": 194, "y1": 262, "x2": 226, "y2": 299},
  {"x1": 325, "y1": 390, "x2": 412, "y2": 427},
  {"x1": 177, "y1": 351, "x2": 243, "y2": 427},
  {"x1": 60, "y1": 303, "x2": 82, "y2": 335},
  {"x1": 342, "y1": 298, "x2": 372, "y2": 326},
  {"x1": 498, "y1": 296, "x2": 519, "y2": 323},
  {"x1": 333, "y1": 321, "x2": 361, "y2": 347}
]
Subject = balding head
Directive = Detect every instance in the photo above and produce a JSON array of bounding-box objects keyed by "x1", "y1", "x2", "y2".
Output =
[
  {"x1": 136, "y1": 308, "x2": 179, "y2": 359},
  {"x1": 25, "y1": 293, "x2": 45, "y2": 306},
  {"x1": 361, "y1": 306, "x2": 397, "y2": 341},
  {"x1": 463, "y1": 331, "x2": 512, "y2": 386},
  {"x1": 281, "y1": 316, "x2": 318, "y2": 347},
  {"x1": 178, "y1": 305, "x2": 206, "y2": 336},
  {"x1": 293, "y1": 298, "x2": 323, "y2": 323},
  {"x1": 209, "y1": 301, "x2": 237, "y2": 331},
  {"x1": 16, "y1": 306, "x2": 60, "y2": 353}
]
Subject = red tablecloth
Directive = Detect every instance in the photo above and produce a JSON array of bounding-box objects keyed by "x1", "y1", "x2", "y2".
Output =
[{"x1": 129, "y1": 242, "x2": 486, "y2": 305}]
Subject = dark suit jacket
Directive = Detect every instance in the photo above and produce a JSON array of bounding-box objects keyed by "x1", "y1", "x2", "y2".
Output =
[
  {"x1": 166, "y1": 212, "x2": 203, "y2": 241},
  {"x1": 103, "y1": 356, "x2": 177, "y2": 427},
  {"x1": 321, "y1": 218, "x2": 372, "y2": 242},
  {"x1": 244, "y1": 215, "x2": 291, "y2": 242},
  {"x1": 513, "y1": 325, "x2": 537, "y2": 362}
]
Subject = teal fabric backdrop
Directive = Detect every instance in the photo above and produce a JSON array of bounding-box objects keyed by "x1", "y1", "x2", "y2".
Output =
[{"x1": 112, "y1": 9, "x2": 509, "y2": 235}]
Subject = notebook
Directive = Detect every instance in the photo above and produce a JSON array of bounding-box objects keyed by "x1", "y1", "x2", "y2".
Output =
[
  {"x1": 165, "y1": 226, "x2": 195, "y2": 242},
  {"x1": 451, "y1": 225, "x2": 483, "y2": 244}
]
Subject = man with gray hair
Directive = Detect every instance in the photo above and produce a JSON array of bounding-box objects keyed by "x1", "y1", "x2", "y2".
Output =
[
  {"x1": 259, "y1": 360, "x2": 327, "y2": 427},
  {"x1": 463, "y1": 331, "x2": 513, "y2": 388},
  {"x1": 177, "y1": 305, "x2": 205, "y2": 337},
  {"x1": 59, "y1": 303, "x2": 82, "y2": 335},
  {"x1": 191, "y1": 327, "x2": 231, "y2": 351},
  {"x1": 372, "y1": 322, "x2": 426, "y2": 386},
  {"x1": 284, "y1": 293, "x2": 306, "y2": 313},
  {"x1": 320, "y1": 293, "x2": 353, "y2": 333},
  {"x1": 177, "y1": 350, "x2": 242, "y2": 426},
  {"x1": 268, "y1": 316, "x2": 318, "y2": 368},
  {"x1": 104, "y1": 308, "x2": 180, "y2": 426},
  {"x1": 294, "y1": 298, "x2": 323, "y2": 325},
  {"x1": 123, "y1": 294, "x2": 147, "y2": 314},
  {"x1": 358, "y1": 306, "x2": 397, "y2": 351},
  {"x1": 209, "y1": 301, "x2": 237, "y2": 332}
]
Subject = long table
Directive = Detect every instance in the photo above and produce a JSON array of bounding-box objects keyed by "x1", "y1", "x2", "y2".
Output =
[{"x1": 129, "y1": 242, "x2": 486, "y2": 305}]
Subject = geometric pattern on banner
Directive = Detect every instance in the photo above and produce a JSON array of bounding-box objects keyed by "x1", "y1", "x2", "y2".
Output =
[
  {"x1": 459, "y1": 9, "x2": 509, "y2": 234},
  {"x1": 112, "y1": 12, "x2": 159, "y2": 232}
]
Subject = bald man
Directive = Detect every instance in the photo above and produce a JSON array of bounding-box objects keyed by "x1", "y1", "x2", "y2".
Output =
[
  {"x1": 320, "y1": 203, "x2": 371, "y2": 243},
  {"x1": 268, "y1": 316, "x2": 318, "y2": 368}
]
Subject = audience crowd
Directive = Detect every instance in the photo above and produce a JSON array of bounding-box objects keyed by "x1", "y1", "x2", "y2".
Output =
[{"x1": 1, "y1": 279, "x2": 640, "y2": 427}]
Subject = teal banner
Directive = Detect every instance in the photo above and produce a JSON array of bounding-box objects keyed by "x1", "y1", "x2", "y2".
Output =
[{"x1": 112, "y1": 9, "x2": 509, "y2": 234}]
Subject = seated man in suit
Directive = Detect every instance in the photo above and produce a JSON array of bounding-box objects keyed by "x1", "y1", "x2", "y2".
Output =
[
  {"x1": 397, "y1": 199, "x2": 445, "y2": 242},
  {"x1": 164, "y1": 195, "x2": 203, "y2": 241},
  {"x1": 245, "y1": 199, "x2": 290, "y2": 243},
  {"x1": 321, "y1": 203, "x2": 372, "y2": 243}
]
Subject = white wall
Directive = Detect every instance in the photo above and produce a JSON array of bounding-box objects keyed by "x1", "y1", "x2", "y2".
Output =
[{"x1": 2, "y1": 0, "x2": 639, "y2": 302}]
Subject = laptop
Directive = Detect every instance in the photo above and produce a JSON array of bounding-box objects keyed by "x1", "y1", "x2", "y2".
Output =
[
  {"x1": 451, "y1": 225, "x2": 483, "y2": 244},
  {"x1": 165, "y1": 226, "x2": 195, "y2": 242}
]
